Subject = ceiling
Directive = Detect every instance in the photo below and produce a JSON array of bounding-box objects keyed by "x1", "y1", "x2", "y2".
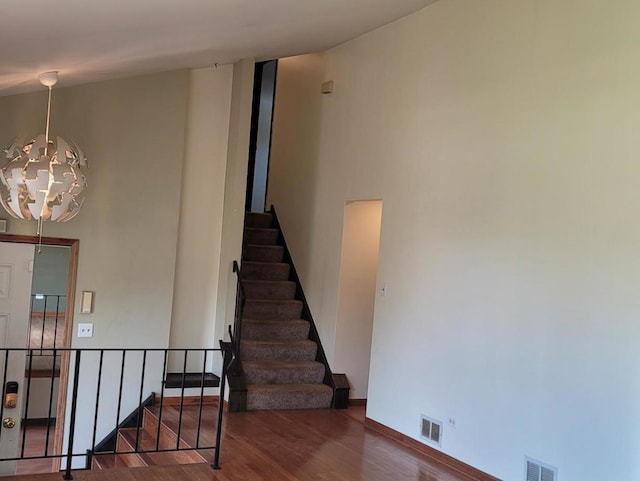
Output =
[{"x1": 0, "y1": 0, "x2": 436, "y2": 96}]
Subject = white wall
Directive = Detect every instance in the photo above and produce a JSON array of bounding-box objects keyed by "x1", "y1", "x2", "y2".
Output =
[
  {"x1": 267, "y1": 53, "x2": 339, "y2": 359},
  {"x1": 169, "y1": 66, "x2": 233, "y2": 371},
  {"x1": 268, "y1": 1, "x2": 640, "y2": 480},
  {"x1": 334, "y1": 200, "x2": 382, "y2": 399},
  {"x1": 215, "y1": 58, "x2": 255, "y2": 355}
]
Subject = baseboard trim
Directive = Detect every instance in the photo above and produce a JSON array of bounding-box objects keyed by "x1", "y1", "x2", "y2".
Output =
[
  {"x1": 364, "y1": 417, "x2": 500, "y2": 481},
  {"x1": 349, "y1": 398, "x2": 367, "y2": 406}
]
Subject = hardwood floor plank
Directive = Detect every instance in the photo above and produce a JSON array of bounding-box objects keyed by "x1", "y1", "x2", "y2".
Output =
[{"x1": 12, "y1": 405, "x2": 495, "y2": 481}]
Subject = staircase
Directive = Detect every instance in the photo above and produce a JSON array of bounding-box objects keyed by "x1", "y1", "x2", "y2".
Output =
[
  {"x1": 238, "y1": 211, "x2": 334, "y2": 410},
  {"x1": 91, "y1": 400, "x2": 213, "y2": 470}
]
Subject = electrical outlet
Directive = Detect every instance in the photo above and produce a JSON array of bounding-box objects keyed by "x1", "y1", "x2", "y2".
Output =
[
  {"x1": 77, "y1": 323, "x2": 93, "y2": 338},
  {"x1": 448, "y1": 417, "x2": 456, "y2": 428}
]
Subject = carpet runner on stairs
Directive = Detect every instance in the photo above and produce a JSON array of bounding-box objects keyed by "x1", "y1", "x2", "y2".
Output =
[{"x1": 240, "y1": 212, "x2": 333, "y2": 411}]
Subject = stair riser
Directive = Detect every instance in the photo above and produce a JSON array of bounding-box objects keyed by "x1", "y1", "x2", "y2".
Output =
[
  {"x1": 243, "y1": 365, "x2": 325, "y2": 385},
  {"x1": 244, "y1": 229, "x2": 279, "y2": 245},
  {"x1": 244, "y1": 245, "x2": 284, "y2": 263},
  {"x1": 242, "y1": 263, "x2": 290, "y2": 281},
  {"x1": 245, "y1": 213, "x2": 274, "y2": 228},
  {"x1": 243, "y1": 281, "x2": 296, "y2": 300},
  {"x1": 247, "y1": 389, "x2": 332, "y2": 411},
  {"x1": 243, "y1": 300, "x2": 303, "y2": 319},
  {"x1": 243, "y1": 320, "x2": 310, "y2": 341},
  {"x1": 241, "y1": 342, "x2": 317, "y2": 361}
]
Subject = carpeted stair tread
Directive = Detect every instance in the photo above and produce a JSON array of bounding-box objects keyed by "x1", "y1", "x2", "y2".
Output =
[
  {"x1": 246, "y1": 383, "x2": 333, "y2": 411},
  {"x1": 243, "y1": 360, "x2": 325, "y2": 384},
  {"x1": 243, "y1": 280, "x2": 297, "y2": 300},
  {"x1": 244, "y1": 228, "x2": 279, "y2": 246},
  {"x1": 242, "y1": 261, "x2": 290, "y2": 281},
  {"x1": 243, "y1": 299, "x2": 303, "y2": 319},
  {"x1": 244, "y1": 244, "x2": 284, "y2": 263},
  {"x1": 240, "y1": 339, "x2": 318, "y2": 361},
  {"x1": 242, "y1": 318, "x2": 310, "y2": 341},
  {"x1": 245, "y1": 213, "x2": 274, "y2": 228}
]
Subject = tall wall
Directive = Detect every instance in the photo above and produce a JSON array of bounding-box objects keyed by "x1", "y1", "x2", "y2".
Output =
[
  {"x1": 268, "y1": 1, "x2": 640, "y2": 479},
  {"x1": 215, "y1": 58, "x2": 255, "y2": 361},
  {"x1": 169, "y1": 66, "x2": 233, "y2": 371}
]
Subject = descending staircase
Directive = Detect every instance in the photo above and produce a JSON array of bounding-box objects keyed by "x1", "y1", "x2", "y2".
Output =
[
  {"x1": 91, "y1": 400, "x2": 213, "y2": 470},
  {"x1": 238, "y1": 211, "x2": 334, "y2": 411}
]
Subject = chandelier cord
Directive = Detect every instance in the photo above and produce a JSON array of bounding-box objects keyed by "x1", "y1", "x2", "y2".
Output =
[
  {"x1": 44, "y1": 85, "x2": 52, "y2": 155},
  {"x1": 37, "y1": 84, "x2": 53, "y2": 251}
]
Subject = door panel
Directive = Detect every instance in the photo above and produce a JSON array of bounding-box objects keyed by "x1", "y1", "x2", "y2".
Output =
[{"x1": 0, "y1": 243, "x2": 35, "y2": 476}]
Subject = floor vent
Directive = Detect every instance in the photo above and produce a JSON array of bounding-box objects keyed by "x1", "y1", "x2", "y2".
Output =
[
  {"x1": 420, "y1": 415, "x2": 442, "y2": 447},
  {"x1": 525, "y1": 457, "x2": 558, "y2": 481}
]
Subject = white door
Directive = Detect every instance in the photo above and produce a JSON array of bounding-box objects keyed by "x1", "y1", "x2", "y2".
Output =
[{"x1": 0, "y1": 242, "x2": 35, "y2": 476}]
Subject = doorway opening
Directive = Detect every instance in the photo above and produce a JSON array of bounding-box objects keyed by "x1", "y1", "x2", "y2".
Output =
[
  {"x1": 334, "y1": 200, "x2": 383, "y2": 409},
  {"x1": 0, "y1": 235, "x2": 78, "y2": 476},
  {"x1": 245, "y1": 59, "x2": 278, "y2": 213}
]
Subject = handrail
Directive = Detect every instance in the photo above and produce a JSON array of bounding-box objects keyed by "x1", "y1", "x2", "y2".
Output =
[
  {"x1": 269, "y1": 206, "x2": 337, "y2": 399},
  {"x1": 229, "y1": 260, "x2": 246, "y2": 375}
]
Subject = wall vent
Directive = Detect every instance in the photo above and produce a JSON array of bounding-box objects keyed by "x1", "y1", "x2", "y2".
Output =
[
  {"x1": 420, "y1": 415, "x2": 442, "y2": 447},
  {"x1": 525, "y1": 457, "x2": 558, "y2": 481}
]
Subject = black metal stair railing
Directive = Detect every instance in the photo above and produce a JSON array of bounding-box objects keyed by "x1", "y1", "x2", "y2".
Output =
[
  {"x1": 0, "y1": 344, "x2": 234, "y2": 479},
  {"x1": 228, "y1": 260, "x2": 246, "y2": 376}
]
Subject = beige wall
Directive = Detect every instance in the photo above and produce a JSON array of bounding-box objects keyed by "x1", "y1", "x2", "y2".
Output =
[
  {"x1": 268, "y1": 1, "x2": 640, "y2": 479},
  {"x1": 0, "y1": 71, "x2": 190, "y2": 465},
  {"x1": 267, "y1": 53, "x2": 342, "y2": 359},
  {"x1": 0, "y1": 71, "x2": 189, "y2": 351},
  {"x1": 169, "y1": 66, "x2": 233, "y2": 371},
  {"x1": 215, "y1": 58, "x2": 255, "y2": 353},
  {"x1": 334, "y1": 200, "x2": 382, "y2": 399}
]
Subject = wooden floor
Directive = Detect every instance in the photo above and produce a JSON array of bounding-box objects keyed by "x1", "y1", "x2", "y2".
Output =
[
  {"x1": 16, "y1": 423, "x2": 56, "y2": 475},
  {"x1": 8, "y1": 405, "x2": 481, "y2": 481}
]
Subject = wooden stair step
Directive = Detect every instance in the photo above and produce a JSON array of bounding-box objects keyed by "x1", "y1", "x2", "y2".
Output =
[
  {"x1": 118, "y1": 425, "x2": 206, "y2": 467},
  {"x1": 92, "y1": 451, "x2": 146, "y2": 470}
]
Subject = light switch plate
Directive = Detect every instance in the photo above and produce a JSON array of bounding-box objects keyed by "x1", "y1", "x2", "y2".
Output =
[
  {"x1": 80, "y1": 291, "x2": 93, "y2": 313},
  {"x1": 77, "y1": 323, "x2": 93, "y2": 338}
]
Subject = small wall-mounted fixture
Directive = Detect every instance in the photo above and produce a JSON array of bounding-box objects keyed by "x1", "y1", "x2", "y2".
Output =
[
  {"x1": 0, "y1": 219, "x2": 6, "y2": 233},
  {"x1": 321, "y1": 80, "x2": 334, "y2": 94},
  {"x1": 80, "y1": 291, "x2": 94, "y2": 314}
]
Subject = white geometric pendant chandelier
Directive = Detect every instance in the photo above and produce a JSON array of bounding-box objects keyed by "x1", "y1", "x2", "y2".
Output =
[{"x1": 0, "y1": 72, "x2": 87, "y2": 232}]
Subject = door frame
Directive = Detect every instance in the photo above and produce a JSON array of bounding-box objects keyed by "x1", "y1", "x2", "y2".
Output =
[{"x1": 0, "y1": 234, "x2": 78, "y2": 472}]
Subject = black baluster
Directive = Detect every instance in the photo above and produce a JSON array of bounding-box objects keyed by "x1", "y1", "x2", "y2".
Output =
[
  {"x1": 134, "y1": 350, "x2": 147, "y2": 452},
  {"x1": 20, "y1": 350, "x2": 35, "y2": 458},
  {"x1": 64, "y1": 350, "x2": 82, "y2": 480},
  {"x1": 176, "y1": 350, "x2": 188, "y2": 450},
  {"x1": 114, "y1": 351, "x2": 126, "y2": 453},
  {"x1": 91, "y1": 351, "x2": 104, "y2": 451},
  {"x1": 44, "y1": 348, "x2": 57, "y2": 456},
  {"x1": 196, "y1": 350, "x2": 207, "y2": 448},
  {"x1": 155, "y1": 350, "x2": 168, "y2": 451}
]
